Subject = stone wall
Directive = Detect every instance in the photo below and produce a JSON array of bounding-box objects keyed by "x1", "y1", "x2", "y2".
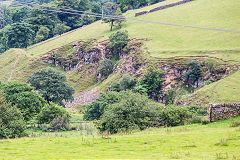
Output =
[
  {"x1": 207, "y1": 103, "x2": 240, "y2": 122},
  {"x1": 135, "y1": 0, "x2": 194, "y2": 17}
]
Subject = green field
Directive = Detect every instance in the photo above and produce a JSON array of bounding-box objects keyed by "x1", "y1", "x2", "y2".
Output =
[{"x1": 0, "y1": 117, "x2": 240, "y2": 159}]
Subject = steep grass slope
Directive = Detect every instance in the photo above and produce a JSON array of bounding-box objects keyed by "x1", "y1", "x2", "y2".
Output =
[
  {"x1": 0, "y1": 0, "x2": 239, "y2": 103},
  {"x1": 0, "y1": 116, "x2": 239, "y2": 159}
]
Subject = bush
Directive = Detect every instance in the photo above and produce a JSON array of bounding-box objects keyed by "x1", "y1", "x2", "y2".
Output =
[
  {"x1": 2, "y1": 82, "x2": 46, "y2": 121},
  {"x1": 83, "y1": 92, "x2": 121, "y2": 121},
  {"x1": 110, "y1": 74, "x2": 135, "y2": 91},
  {"x1": 141, "y1": 68, "x2": 164, "y2": 100},
  {"x1": 158, "y1": 105, "x2": 191, "y2": 127},
  {"x1": 119, "y1": 74, "x2": 135, "y2": 90},
  {"x1": 97, "y1": 59, "x2": 114, "y2": 81},
  {"x1": 0, "y1": 93, "x2": 26, "y2": 139},
  {"x1": 38, "y1": 102, "x2": 70, "y2": 124},
  {"x1": 97, "y1": 91, "x2": 160, "y2": 134},
  {"x1": 183, "y1": 61, "x2": 202, "y2": 87},
  {"x1": 49, "y1": 116, "x2": 70, "y2": 131},
  {"x1": 186, "y1": 106, "x2": 208, "y2": 116},
  {"x1": 109, "y1": 30, "x2": 129, "y2": 60},
  {"x1": 110, "y1": 81, "x2": 121, "y2": 92}
]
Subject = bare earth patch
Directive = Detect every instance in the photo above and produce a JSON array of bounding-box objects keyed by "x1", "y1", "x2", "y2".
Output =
[{"x1": 66, "y1": 87, "x2": 99, "y2": 108}]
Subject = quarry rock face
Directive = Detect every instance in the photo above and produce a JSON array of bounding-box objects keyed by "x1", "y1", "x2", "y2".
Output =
[{"x1": 207, "y1": 103, "x2": 240, "y2": 122}]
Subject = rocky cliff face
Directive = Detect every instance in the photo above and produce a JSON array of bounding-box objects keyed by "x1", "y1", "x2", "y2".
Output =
[{"x1": 38, "y1": 38, "x2": 236, "y2": 105}]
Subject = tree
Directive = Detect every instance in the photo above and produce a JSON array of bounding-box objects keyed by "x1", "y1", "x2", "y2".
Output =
[
  {"x1": 97, "y1": 90, "x2": 160, "y2": 134},
  {"x1": 183, "y1": 61, "x2": 202, "y2": 87},
  {"x1": 0, "y1": 92, "x2": 26, "y2": 139},
  {"x1": 83, "y1": 91, "x2": 121, "y2": 121},
  {"x1": 27, "y1": 68, "x2": 75, "y2": 106},
  {"x1": 102, "y1": 2, "x2": 125, "y2": 31},
  {"x1": 38, "y1": 102, "x2": 70, "y2": 124},
  {"x1": 34, "y1": 26, "x2": 50, "y2": 43},
  {"x1": 97, "y1": 59, "x2": 114, "y2": 81},
  {"x1": 141, "y1": 68, "x2": 164, "y2": 100},
  {"x1": 109, "y1": 30, "x2": 129, "y2": 60},
  {"x1": 2, "y1": 82, "x2": 46, "y2": 121},
  {"x1": 5, "y1": 22, "x2": 35, "y2": 48},
  {"x1": 56, "y1": 0, "x2": 92, "y2": 29},
  {"x1": 54, "y1": 23, "x2": 71, "y2": 35}
]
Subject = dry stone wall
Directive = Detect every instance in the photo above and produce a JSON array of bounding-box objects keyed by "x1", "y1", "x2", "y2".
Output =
[
  {"x1": 135, "y1": 0, "x2": 194, "y2": 17},
  {"x1": 207, "y1": 103, "x2": 240, "y2": 122}
]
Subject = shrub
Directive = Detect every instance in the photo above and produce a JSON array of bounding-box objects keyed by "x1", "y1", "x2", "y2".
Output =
[
  {"x1": 133, "y1": 80, "x2": 148, "y2": 94},
  {"x1": 119, "y1": 74, "x2": 135, "y2": 90},
  {"x1": 49, "y1": 116, "x2": 70, "y2": 131},
  {"x1": 109, "y1": 30, "x2": 129, "y2": 60},
  {"x1": 110, "y1": 74, "x2": 135, "y2": 91},
  {"x1": 38, "y1": 102, "x2": 70, "y2": 124},
  {"x1": 97, "y1": 91, "x2": 160, "y2": 134},
  {"x1": 83, "y1": 92, "x2": 121, "y2": 121},
  {"x1": 141, "y1": 68, "x2": 164, "y2": 100},
  {"x1": 183, "y1": 61, "x2": 202, "y2": 87},
  {"x1": 186, "y1": 106, "x2": 208, "y2": 116},
  {"x1": 158, "y1": 105, "x2": 191, "y2": 127},
  {"x1": 0, "y1": 93, "x2": 26, "y2": 139},
  {"x1": 110, "y1": 81, "x2": 121, "y2": 92},
  {"x1": 97, "y1": 59, "x2": 114, "y2": 81},
  {"x1": 2, "y1": 82, "x2": 46, "y2": 121}
]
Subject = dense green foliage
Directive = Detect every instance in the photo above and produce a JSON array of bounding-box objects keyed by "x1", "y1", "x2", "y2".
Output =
[
  {"x1": 38, "y1": 102, "x2": 70, "y2": 124},
  {"x1": 135, "y1": 68, "x2": 164, "y2": 100},
  {"x1": 110, "y1": 74, "x2": 135, "y2": 91},
  {"x1": 183, "y1": 61, "x2": 202, "y2": 87},
  {"x1": 97, "y1": 59, "x2": 114, "y2": 81},
  {"x1": 96, "y1": 91, "x2": 191, "y2": 134},
  {"x1": 83, "y1": 91, "x2": 121, "y2": 121},
  {"x1": 97, "y1": 91, "x2": 159, "y2": 133},
  {"x1": 27, "y1": 68, "x2": 75, "y2": 106},
  {"x1": 117, "y1": 0, "x2": 165, "y2": 11},
  {"x1": 109, "y1": 30, "x2": 129, "y2": 60},
  {"x1": 2, "y1": 82, "x2": 46, "y2": 121},
  {"x1": 5, "y1": 22, "x2": 35, "y2": 48},
  {"x1": 0, "y1": 93, "x2": 26, "y2": 139},
  {"x1": 49, "y1": 115, "x2": 70, "y2": 131}
]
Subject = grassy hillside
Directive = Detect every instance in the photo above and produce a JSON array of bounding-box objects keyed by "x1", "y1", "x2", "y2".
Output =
[
  {"x1": 0, "y1": 0, "x2": 239, "y2": 102},
  {"x1": 0, "y1": 116, "x2": 239, "y2": 159},
  {"x1": 183, "y1": 71, "x2": 240, "y2": 105}
]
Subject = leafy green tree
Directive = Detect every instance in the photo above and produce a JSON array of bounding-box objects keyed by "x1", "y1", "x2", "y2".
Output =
[
  {"x1": 0, "y1": 27, "x2": 9, "y2": 53},
  {"x1": 83, "y1": 91, "x2": 121, "y2": 121},
  {"x1": 109, "y1": 30, "x2": 129, "y2": 60},
  {"x1": 102, "y1": 3, "x2": 124, "y2": 31},
  {"x1": 54, "y1": 23, "x2": 71, "y2": 35},
  {"x1": 38, "y1": 102, "x2": 70, "y2": 124},
  {"x1": 158, "y1": 105, "x2": 191, "y2": 127},
  {"x1": 117, "y1": 0, "x2": 149, "y2": 11},
  {"x1": 34, "y1": 26, "x2": 50, "y2": 43},
  {"x1": 0, "y1": 92, "x2": 26, "y2": 139},
  {"x1": 5, "y1": 22, "x2": 35, "y2": 48},
  {"x1": 183, "y1": 61, "x2": 202, "y2": 87},
  {"x1": 97, "y1": 59, "x2": 114, "y2": 81},
  {"x1": 56, "y1": 0, "x2": 93, "y2": 29},
  {"x1": 27, "y1": 68, "x2": 75, "y2": 106},
  {"x1": 141, "y1": 68, "x2": 164, "y2": 100},
  {"x1": 2, "y1": 82, "x2": 46, "y2": 121},
  {"x1": 97, "y1": 90, "x2": 160, "y2": 134},
  {"x1": 119, "y1": 74, "x2": 135, "y2": 90},
  {"x1": 26, "y1": 10, "x2": 60, "y2": 36}
]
